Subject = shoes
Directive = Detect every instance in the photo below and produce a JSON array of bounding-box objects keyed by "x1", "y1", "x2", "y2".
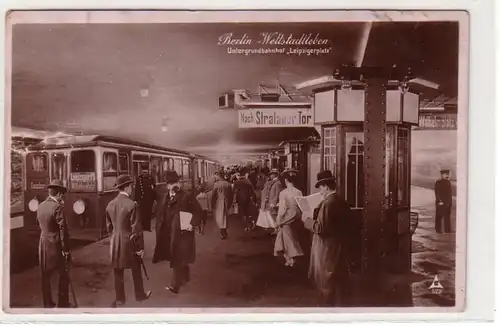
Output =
[
  {"x1": 111, "y1": 300, "x2": 125, "y2": 308},
  {"x1": 137, "y1": 290, "x2": 152, "y2": 301},
  {"x1": 165, "y1": 286, "x2": 179, "y2": 294}
]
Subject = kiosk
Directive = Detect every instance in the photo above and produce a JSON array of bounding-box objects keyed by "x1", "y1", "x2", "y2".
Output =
[{"x1": 297, "y1": 66, "x2": 421, "y2": 275}]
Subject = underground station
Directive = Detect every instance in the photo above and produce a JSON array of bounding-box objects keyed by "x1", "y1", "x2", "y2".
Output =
[{"x1": 237, "y1": 66, "x2": 423, "y2": 305}]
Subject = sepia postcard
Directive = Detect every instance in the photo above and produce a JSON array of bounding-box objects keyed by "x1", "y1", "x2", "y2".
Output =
[{"x1": 3, "y1": 9, "x2": 473, "y2": 318}]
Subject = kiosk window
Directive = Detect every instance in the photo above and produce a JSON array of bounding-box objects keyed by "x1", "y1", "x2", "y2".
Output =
[
  {"x1": 30, "y1": 153, "x2": 48, "y2": 172},
  {"x1": 51, "y1": 153, "x2": 68, "y2": 187},
  {"x1": 323, "y1": 127, "x2": 337, "y2": 175},
  {"x1": 397, "y1": 128, "x2": 410, "y2": 206},
  {"x1": 345, "y1": 132, "x2": 364, "y2": 209},
  {"x1": 119, "y1": 153, "x2": 129, "y2": 172}
]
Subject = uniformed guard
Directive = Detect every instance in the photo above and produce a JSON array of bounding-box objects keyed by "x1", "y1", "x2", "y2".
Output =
[
  {"x1": 133, "y1": 162, "x2": 157, "y2": 232},
  {"x1": 37, "y1": 179, "x2": 71, "y2": 308},
  {"x1": 106, "y1": 174, "x2": 152, "y2": 307},
  {"x1": 434, "y1": 169, "x2": 453, "y2": 233}
]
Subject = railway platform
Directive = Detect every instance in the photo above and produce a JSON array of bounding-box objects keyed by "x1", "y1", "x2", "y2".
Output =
[{"x1": 8, "y1": 186, "x2": 456, "y2": 309}]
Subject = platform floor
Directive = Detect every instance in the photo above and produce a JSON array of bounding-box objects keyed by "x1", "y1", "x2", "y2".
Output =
[{"x1": 8, "y1": 186, "x2": 457, "y2": 309}]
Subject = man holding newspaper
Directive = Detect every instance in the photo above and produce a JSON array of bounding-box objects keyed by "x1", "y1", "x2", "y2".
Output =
[{"x1": 152, "y1": 171, "x2": 204, "y2": 294}]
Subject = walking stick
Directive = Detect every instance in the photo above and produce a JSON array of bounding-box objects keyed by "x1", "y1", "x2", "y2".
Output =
[
  {"x1": 64, "y1": 255, "x2": 78, "y2": 308},
  {"x1": 131, "y1": 235, "x2": 150, "y2": 280}
]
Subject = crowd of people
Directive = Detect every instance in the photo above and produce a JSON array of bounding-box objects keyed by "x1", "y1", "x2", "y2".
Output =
[{"x1": 35, "y1": 162, "x2": 354, "y2": 308}]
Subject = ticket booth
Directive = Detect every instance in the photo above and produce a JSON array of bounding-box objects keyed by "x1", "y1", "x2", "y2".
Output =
[
  {"x1": 279, "y1": 139, "x2": 320, "y2": 195},
  {"x1": 297, "y1": 67, "x2": 420, "y2": 275}
]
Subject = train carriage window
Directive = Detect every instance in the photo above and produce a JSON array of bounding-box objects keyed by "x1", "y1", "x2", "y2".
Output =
[
  {"x1": 132, "y1": 154, "x2": 149, "y2": 177},
  {"x1": 118, "y1": 152, "x2": 129, "y2": 173},
  {"x1": 103, "y1": 152, "x2": 118, "y2": 191},
  {"x1": 150, "y1": 156, "x2": 161, "y2": 184},
  {"x1": 29, "y1": 153, "x2": 48, "y2": 172},
  {"x1": 173, "y1": 159, "x2": 183, "y2": 177},
  {"x1": 70, "y1": 150, "x2": 97, "y2": 192},
  {"x1": 51, "y1": 153, "x2": 68, "y2": 187},
  {"x1": 182, "y1": 160, "x2": 191, "y2": 179}
]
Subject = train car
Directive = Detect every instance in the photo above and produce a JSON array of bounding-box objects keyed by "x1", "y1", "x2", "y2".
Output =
[{"x1": 22, "y1": 135, "x2": 219, "y2": 241}]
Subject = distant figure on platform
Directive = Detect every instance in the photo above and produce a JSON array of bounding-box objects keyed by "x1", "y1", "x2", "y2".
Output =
[
  {"x1": 211, "y1": 170, "x2": 233, "y2": 239},
  {"x1": 37, "y1": 180, "x2": 71, "y2": 308},
  {"x1": 274, "y1": 169, "x2": 304, "y2": 267},
  {"x1": 248, "y1": 167, "x2": 258, "y2": 189},
  {"x1": 256, "y1": 168, "x2": 283, "y2": 233},
  {"x1": 195, "y1": 183, "x2": 210, "y2": 235},
  {"x1": 133, "y1": 162, "x2": 157, "y2": 232},
  {"x1": 152, "y1": 171, "x2": 203, "y2": 294},
  {"x1": 304, "y1": 170, "x2": 351, "y2": 306},
  {"x1": 434, "y1": 169, "x2": 453, "y2": 233},
  {"x1": 233, "y1": 167, "x2": 258, "y2": 232},
  {"x1": 106, "y1": 174, "x2": 152, "y2": 307}
]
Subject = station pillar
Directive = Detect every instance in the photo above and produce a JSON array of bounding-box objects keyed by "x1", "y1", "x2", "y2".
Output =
[{"x1": 303, "y1": 67, "x2": 420, "y2": 280}]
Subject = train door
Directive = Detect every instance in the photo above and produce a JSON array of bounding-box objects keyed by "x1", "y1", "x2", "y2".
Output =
[{"x1": 24, "y1": 152, "x2": 50, "y2": 227}]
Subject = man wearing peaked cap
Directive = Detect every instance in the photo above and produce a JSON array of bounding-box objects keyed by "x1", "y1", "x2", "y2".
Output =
[
  {"x1": 106, "y1": 174, "x2": 152, "y2": 307},
  {"x1": 133, "y1": 162, "x2": 157, "y2": 232},
  {"x1": 434, "y1": 168, "x2": 453, "y2": 233},
  {"x1": 37, "y1": 179, "x2": 71, "y2": 308}
]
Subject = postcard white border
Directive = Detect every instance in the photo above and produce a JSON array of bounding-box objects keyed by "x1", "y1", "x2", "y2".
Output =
[{"x1": 0, "y1": 0, "x2": 496, "y2": 323}]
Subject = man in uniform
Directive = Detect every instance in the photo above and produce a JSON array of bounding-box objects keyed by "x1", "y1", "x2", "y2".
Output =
[
  {"x1": 133, "y1": 162, "x2": 156, "y2": 232},
  {"x1": 434, "y1": 169, "x2": 453, "y2": 233},
  {"x1": 106, "y1": 174, "x2": 152, "y2": 307},
  {"x1": 37, "y1": 179, "x2": 71, "y2": 308}
]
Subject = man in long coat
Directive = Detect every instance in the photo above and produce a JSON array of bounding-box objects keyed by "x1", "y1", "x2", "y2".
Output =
[
  {"x1": 152, "y1": 171, "x2": 203, "y2": 294},
  {"x1": 434, "y1": 169, "x2": 453, "y2": 233},
  {"x1": 233, "y1": 166, "x2": 258, "y2": 232},
  {"x1": 303, "y1": 170, "x2": 351, "y2": 306},
  {"x1": 211, "y1": 170, "x2": 233, "y2": 240},
  {"x1": 37, "y1": 179, "x2": 71, "y2": 308},
  {"x1": 106, "y1": 174, "x2": 152, "y2": 307},
  {"x1": 133, "y1": 162, "x2": 156, "y2": 232}
]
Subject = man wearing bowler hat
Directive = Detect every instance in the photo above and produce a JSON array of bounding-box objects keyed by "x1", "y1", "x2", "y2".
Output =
[
  {"x1": 106, "y1": 174, "x2": 152, "y2": 307},
  {"x1": 434, "y1": 169, "x2": 453, "y2": 233},
  {"x1": 37, "y1": 179, "x2": 71, "y2": 308},
  {"x1": 153, "y1": 171, "x2": 203, "y2": 294},
  {"x1": 303, "y1": 170, "x2": 351, "y2": 306}
]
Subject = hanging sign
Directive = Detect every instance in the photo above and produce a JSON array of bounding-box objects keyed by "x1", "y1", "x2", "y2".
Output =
[
  {"x1": 417, "y1": 113, "x2": 457, "y2": 130},
  {"x1": 238, "y1": 108, "x2": 313, "y2": 128}
]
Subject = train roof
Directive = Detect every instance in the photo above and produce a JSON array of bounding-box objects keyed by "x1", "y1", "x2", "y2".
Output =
[{"x1": 26, "y1": 135, "x2": 218, "y2": 163}]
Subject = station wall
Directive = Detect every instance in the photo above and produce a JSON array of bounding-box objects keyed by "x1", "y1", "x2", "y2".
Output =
[{"x1": 411, "y1": 130, "x2": 457, "y2": 195}]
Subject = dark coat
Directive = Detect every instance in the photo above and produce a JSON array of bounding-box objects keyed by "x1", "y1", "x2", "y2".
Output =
[
  {"x1": 304, "y1": 193, "x2": 351, "y2": 302},
  {"x1": 133, "y1": 173, "x2": 156, "y2": 205},
  {"x1": 434, "y1": 179, "x2": 452, "y2": 206},
  {"x1": 153, "y1": 189, "x2": 203, "y2": 267},
  {"x1": 106, "y1": 193, "x2": 144, "y2": 269},
  {"x1": 37, "y1": 197, "x2": 69, "y2": 272},
  {"x1": 233, "y1": 178, "x2": 257, "y2": 217}
]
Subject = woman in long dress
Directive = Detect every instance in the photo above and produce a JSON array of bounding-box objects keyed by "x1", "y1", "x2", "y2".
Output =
[
  {"x1": 256, "y1": 168, "x2": 283, "y2": 230},
  {"x1": 274, "y1": 169, "x2": 304, "y2": 267}
]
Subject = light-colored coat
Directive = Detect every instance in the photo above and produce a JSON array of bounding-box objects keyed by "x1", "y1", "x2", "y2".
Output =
[
  {"x1": 37, "y1": 197, "x2": 69, "y2": 272},
  {"x1": 211, "y1": 179, "x2": 233, "y2": 229},
  {"x1": 304, "y1": 192, "x2": 350, "y2": 304},
  {"x1": 260, "y1": 177, "x2": 284, "y2": 212},
  {"x1": 274, "y1": 187, "x2": 304, "y2": 258},
  {"x1": 106, "y1": 193, "x2": 144, "y2": 269}
]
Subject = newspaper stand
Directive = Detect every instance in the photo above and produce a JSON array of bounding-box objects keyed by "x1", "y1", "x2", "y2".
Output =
[{"x1": 297, "y1": 67, "x2": 421, "y2": 280}]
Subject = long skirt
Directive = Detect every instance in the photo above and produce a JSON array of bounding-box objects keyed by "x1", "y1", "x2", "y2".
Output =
[
  {"x1": 256, "y1": 209, "x2": 276, "y2": 229},
  {"x1": 274, "y1": 224, "x2": 304, "y2": 258}
]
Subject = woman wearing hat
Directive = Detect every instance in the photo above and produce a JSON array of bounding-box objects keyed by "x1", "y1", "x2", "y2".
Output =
[
  {"x1": 256, "y1": 168, "x2": 284, "y2": 231},
  {"x1": 37, "y1": 179, "x2": 71, "y2": 308},
  {"x1": 273, "y1": 169, "x2": 304, "y2": 267},
  {"x1": 304, "y1": 170, "x2": 351, "y2": 306}
]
